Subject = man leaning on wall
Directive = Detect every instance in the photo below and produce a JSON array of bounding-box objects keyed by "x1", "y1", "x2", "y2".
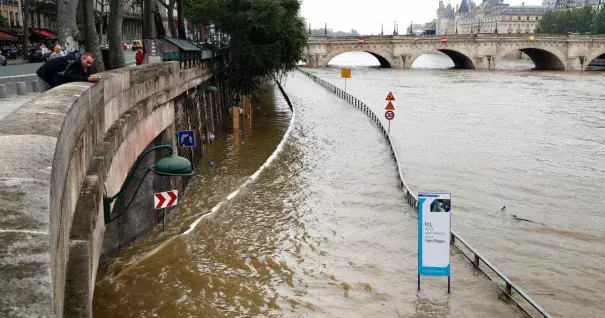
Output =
[{"x1": 35, "y1": 52, "x2": 101, "y2": 93}]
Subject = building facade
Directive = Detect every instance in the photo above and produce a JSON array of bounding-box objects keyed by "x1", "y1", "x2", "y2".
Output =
[
  {"x1": 0, "y1": 0, "x2": 22, "y2": 28},
  {"x1": 437, "y1": 0, "x2": 548, "y2": 35},
  {"x1": 545, "y1": 0, "x2": 600, "y2": 8},
  {"x1": 0, "y1": 0, "x2": 177, "y2": 44}
]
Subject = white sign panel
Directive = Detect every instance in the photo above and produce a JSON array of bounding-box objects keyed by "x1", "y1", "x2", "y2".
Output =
[{"x1": 418, "y1": 192, "x2": 451, "y2": 277}]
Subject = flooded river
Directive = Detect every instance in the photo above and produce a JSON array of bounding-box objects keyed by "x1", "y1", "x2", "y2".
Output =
[
  {"x1": 313, "y1": 52, "x2": 605, "y2": 317},
  {"x1": 93, "y1": 53, "x2": 604, "y2": 317},
  {"x1": 94, "y1": 74, "x2": 521, "y2": 316}
]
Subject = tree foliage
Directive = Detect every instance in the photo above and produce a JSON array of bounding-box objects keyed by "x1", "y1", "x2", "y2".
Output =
[
  {"x1": 537, "y1": 5, "x2": 605, "y2": 34},
  {"x1": 185, "y1": 0, "x2": 307, "y2": 96}
]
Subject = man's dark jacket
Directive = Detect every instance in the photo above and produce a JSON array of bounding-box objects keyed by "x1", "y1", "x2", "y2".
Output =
[{"x1": 35, "y1": 52, "x2": 88, "y2": 87}]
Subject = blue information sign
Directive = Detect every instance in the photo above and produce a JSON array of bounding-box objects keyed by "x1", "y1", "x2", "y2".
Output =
[{"x1": 177, "y1": 130, "x2": 196, "y2": 147}]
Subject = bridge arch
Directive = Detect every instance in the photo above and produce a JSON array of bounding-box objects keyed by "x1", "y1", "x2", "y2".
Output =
[
  {"x1": 495, "y1": 46, "x2": 567, "y2": 71},
  {"x1": 323, "y1": 47, "x2": 395, "y2": 68},
  {"x1": 408, "y1": 48, "x2": 476, "y2": 69},
  {"x1": 584, "y1": 50, "x2": 605, "y2": 70}
]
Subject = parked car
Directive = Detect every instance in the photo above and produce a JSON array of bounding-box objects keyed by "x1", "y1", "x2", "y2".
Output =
[
  {"x1": 0, "y1": 53, "x2": 6, "y2": 66},
  {"x1": 27, "y1": 48, "x2": 51, "y2": 63}
]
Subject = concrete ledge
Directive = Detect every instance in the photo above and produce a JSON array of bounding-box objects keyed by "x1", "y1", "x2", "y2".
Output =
[{"x1": 0, "y1": 61, "x2": 212, "y2": 317}]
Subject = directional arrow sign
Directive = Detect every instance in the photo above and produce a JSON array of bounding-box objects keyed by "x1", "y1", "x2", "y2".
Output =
[
  {"x1": 154, "y1": 190, "x2": 178, "y2": 209},
  {"x1": 177, "y1": 130, "x2": 196, "y2": 147},
  {"x1": 385, "y1": 101, "x2": 395, "y2": 111},
  {"x1": 386, "y1": 92, "x2": 396, "y2": 101}
]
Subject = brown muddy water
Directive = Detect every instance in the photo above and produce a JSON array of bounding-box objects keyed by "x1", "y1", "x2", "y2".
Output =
[
  {"x1": 93, "y1": 76, "x2": 522, "y2": 317},
  {"x1": 313, "y1": 52, "x2": 605, "y2": 317}
]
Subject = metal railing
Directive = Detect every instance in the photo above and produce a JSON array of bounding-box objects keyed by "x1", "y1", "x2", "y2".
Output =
[{"x1": 297, "y1": 68, "x2": 551, "y2": 318}]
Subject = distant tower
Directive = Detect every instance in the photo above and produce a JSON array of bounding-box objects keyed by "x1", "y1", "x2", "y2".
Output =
[{"x1": 437, "y1": 0, "x2": 445, "y2": 34}]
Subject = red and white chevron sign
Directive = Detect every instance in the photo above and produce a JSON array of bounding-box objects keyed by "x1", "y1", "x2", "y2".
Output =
[{"x1": 154, "y1": 190, "x2": 178, "y2": 210}]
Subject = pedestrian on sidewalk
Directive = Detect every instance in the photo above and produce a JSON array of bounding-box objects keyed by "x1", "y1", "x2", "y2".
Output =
[
  {"x1": 135, "y1": 48, "x2": 145, "y2": 65},
  {"x1": 35, "y1": 52, "x2": 100, "y2": 92},
  {"x1": 48, "y1": 45, "x2": 65, "y2": 60}
]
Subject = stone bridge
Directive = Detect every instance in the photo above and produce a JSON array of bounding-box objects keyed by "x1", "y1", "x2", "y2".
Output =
[
  {"x1": 305, "y1": 34, "x2": 605, "y2": 70},
  {"x1": 0, "y1": 60, "x2": 227, "y2": 316}
]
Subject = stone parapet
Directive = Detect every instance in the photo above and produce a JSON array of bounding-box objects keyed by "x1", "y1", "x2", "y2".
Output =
[{"x1": 0, "y1": 60, "x2": 212, "y2": 317}]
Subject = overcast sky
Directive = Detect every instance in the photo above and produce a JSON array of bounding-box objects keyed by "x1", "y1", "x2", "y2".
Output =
[{"x1": 300, "y1": 0, "x2": 544, "y2": 35}]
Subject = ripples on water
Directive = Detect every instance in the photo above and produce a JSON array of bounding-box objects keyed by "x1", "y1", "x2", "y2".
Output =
[
  {"x1": 93, "y1": 75, "x2": 522, "y2": 317},
  {"x1": 317, "y1": 52, "x2": 605, "y2": 317}
]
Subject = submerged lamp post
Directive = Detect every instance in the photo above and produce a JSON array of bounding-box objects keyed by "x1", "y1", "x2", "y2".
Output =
[
  {"x1": 203, "y1": 84, "x2": 218, "y2": 93},
  {"x1": 103, "y1": 144, "x2": 194, "y2": 225}
]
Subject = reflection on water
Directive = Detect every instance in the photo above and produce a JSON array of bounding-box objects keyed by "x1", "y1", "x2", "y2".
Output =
[
  {"x1": 312, "y1": 54, "x2": 605, "y2": 317},
  {"x1": 93, "y1": 74, "x2": 522, "y2": 317}
]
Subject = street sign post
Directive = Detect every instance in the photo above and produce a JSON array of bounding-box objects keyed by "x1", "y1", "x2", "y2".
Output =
[
  {"x1": 177, "y1": 130, "x2": 196, "y2": 147},
  {"x1": 418, "y1": 192, "x2": 452, "y2": 293},
  {"x1": 385, "y1": 92, "x2": 396, "y2": 134},
  {"x1": 341, "y1": 68, "x2": 351, "y2": 92},
  {"x1": 154, "y1": 190, "x2": 179, "y2": 230}
]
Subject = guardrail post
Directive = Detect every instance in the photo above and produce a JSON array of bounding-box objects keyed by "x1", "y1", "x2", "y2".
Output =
[
  {"x1": 0, "y1": 84, "x2": 7, "y2": 99},
  {"x1": 16, "y1": 81, "x2": 26, "y2": 95},
  {"x1": 32, "y1": 80, "x2": 40, "y2": 93}
]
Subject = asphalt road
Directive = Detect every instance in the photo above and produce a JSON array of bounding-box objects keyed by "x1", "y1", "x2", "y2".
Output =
[{"x1": 0, "y1": 50, "x2": 137, "y2": 95}]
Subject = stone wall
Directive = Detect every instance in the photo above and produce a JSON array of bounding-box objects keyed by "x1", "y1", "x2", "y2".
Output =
[{"x1": 0, "y1": 60, "x2": 213, "y2": 317}]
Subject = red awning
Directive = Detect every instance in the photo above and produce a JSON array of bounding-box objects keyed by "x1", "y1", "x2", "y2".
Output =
[
  {"x1": 31, "y1": 29, "x2": 56, "y2": 38},
  {"x1": 0, "y1": 31, "x2": 17, "y2": 41}
]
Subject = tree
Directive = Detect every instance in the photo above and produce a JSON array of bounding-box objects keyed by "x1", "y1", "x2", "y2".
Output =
[
  {"x1": 157, "y1": 0, "x2": 177, "y2": 36},
  {"x1": 186, "y1": 0, "x2": 307, "y2": 96},
  {"x1": 595, "y1": 6, "x2": 605, "y2": 34},
  {"x1": 107, "y1": 0, "x2": 126, "y2": 70},
  {"x1": 0, "y1": 13, "x2": 6, "y2": 27},
  {"x1": 537, "y1": 5, "x2": 602, "y2": 34},
  {"x1": 21, "y1": 0, "x2": 29, "y2": 56},
  {"x1": 84, "y1": 0, "x2": 105, "y2": 72},
  {"x1": 177, "y1": 0, "x2": 185, "y2": 38},
  {"x1": 58, "y1": 0, "x2": 79, "y2": 52}
]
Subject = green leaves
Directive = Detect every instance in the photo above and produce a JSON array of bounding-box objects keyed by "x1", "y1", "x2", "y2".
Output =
[
  {"x1": 537, "y1": 5, "x2": 605, "y2": 34},
  {"x1": 185, "y1": 0, "x2": 307, "y2": 96}
]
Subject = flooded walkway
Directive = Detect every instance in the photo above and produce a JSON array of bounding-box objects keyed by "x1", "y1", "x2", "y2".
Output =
[{"x1": 93, "y1": 74, "x2": 520, "y2": 317}]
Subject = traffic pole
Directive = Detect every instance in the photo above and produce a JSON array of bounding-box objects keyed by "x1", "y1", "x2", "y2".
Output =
[{"x1": 388, "y1": 120, "x2": 391, "y2": 135}]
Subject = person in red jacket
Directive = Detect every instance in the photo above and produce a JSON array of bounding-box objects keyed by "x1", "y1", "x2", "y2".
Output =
[{"x1": 135, "y1": 49, "x2": 145, "y2": 65}]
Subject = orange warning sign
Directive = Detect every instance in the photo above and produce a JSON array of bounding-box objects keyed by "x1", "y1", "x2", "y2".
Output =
[
  {"x1": 386, "y1": 92, "x2": 396, "y2": 101},
  {"x1": 385, "y1": 101, "x2": 395, "y2": 111}
]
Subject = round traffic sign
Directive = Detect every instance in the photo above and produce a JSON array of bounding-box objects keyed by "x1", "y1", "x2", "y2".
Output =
[{"x1": 385, "y1": 110, "x2": 395, "y2": 120}]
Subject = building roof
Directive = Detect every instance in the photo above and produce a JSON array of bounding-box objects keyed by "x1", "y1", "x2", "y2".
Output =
[
  {"x1": 490, "y1": 6, "x2": 548, "y2": 15},
  {"x1": 445, "y1": 3, "x2": 455, "y2": 19},
  {"x1": 163, "y1": 37, "x2": 202, "y2": 52},
  {"x1": 459, "y1": 0, "x2": 477, "y2": 14}
]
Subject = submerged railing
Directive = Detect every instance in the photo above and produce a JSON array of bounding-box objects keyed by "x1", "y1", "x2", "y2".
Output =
[{"x1": 298, "y1": 69, "x2": 550, "y2": 318}]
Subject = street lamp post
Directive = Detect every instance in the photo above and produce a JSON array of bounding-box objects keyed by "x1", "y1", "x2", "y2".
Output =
[{"x1": 103, "y1": 144, "x2": 194, "y2": 225}]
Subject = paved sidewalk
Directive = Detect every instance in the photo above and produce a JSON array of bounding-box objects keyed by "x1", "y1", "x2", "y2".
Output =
[
  {"x1": 0, "y1": 95, "x2": 36, "y2": 120},
  {"x1": 6, "y1": 59, "x2": 29, "y2": 66}
]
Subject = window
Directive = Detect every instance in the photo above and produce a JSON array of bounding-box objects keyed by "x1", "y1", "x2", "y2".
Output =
[
  {"x1": 527, "y1": 17, "x2": 530, "y2": 20},
  {"x1": 518, "y1": 16, "x2": 521, "y2": 20},
  {"x1": 535, "y1": 17, "x2": 539, "y2": 21}
]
